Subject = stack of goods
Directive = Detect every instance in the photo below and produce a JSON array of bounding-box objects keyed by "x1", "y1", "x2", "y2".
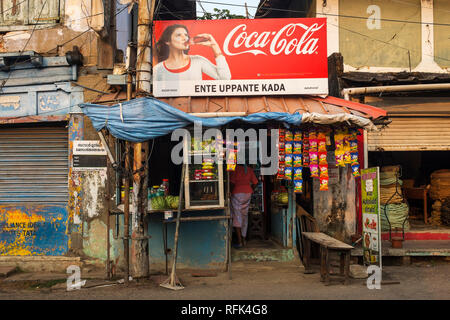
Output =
[
  {"x1": 276, "y1": 128, "x2": 286, "y2": 180},
  {"x1": 441, "y1": 197, "x2": 450, "y2": 226},
  {"x1": 429, "y1": 170, "x2": 450, "y2": 226},
  {"x1": 226, "y1": 141, "x2": 239, "y2": 171},
  {"x1": 195, "y1": 158, "x2": 216, "y2": 180},
  {"x1": 379, "y1": 166, "x2": 410, "y2": 232}
]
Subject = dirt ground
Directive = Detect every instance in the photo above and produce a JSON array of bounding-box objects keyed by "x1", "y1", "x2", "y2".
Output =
[{"x1": 0, "y1": 258, "x2": 449, "y2": 300}]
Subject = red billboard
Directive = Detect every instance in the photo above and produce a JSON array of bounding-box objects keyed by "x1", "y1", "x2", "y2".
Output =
[{"x1": 152, "y1": 18, "x2": 328, "y2": 97}]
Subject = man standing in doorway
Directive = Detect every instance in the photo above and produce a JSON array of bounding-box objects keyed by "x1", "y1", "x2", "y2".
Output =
[{"x1": 230, "y1": 164, "x2": 258, "y2": 248}]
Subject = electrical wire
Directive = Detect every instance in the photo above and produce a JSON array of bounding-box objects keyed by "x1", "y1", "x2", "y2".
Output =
[{"x1": 188, "y1": 0, "x2": 450, "y2": 27}]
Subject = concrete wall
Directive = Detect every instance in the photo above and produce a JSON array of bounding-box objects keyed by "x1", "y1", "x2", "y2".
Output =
[{"x1": 0, "y1": 0, "x2": 115, "y2": 69}]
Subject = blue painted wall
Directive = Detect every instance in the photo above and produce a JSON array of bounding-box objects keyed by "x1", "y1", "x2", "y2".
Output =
[
  {"x1": 0, "y1": 205, "x2": 68, "y2": 256},
  {"x1": 147, "y1": 209, "x2": 227, "y2": 268}
]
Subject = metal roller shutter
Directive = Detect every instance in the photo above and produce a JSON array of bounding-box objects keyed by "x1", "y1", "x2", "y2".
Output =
[
  {"x1": 368, "y1": 117, "x2": 450, "y2": 151},
  {"x1": 0, "y1": 126, "x2": 68, "y2": 204}
]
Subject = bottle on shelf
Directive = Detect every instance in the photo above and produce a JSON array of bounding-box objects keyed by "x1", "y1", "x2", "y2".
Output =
[{"x1": 161, "y1": 179, "x2": 169, "y2": 196}]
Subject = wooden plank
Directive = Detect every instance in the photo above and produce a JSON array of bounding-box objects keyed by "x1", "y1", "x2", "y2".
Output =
[{"x1": 303, "y1": 232, "x2": 353, "y2": 250}]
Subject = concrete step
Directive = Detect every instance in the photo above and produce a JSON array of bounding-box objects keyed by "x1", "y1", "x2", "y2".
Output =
[
  {"x1": 231, "y1": 247, "x2": 295, "y2": 262},
  {"x1": 0, "y1": 265, "x2": 17, "y2": 278},
  {"x1": 0, "y1": 256, "x2": 81, "y2": 273}
]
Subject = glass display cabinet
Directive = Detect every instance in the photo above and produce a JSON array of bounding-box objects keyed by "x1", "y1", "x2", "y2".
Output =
[{"x1": 183, "y1": 131, "x2": 225, "y2": 209}]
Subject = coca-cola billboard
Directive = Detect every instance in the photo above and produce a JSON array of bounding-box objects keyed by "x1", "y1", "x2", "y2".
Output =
[{"x1": 152, "y1": 18, "x2": 328, "y2": 97}]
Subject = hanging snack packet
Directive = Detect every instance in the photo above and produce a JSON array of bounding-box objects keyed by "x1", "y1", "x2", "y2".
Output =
[
  {"x1": 320, "y1": 177, "x2": 329, "y2": 191},
  {"x1": 344, "y1": 150, "x2": 352, "y2": 164},
  {"x1": 293, "y1": 141, "x2": 302, "y2": 154},
  {"x1": 319, "y1": 152, "x2": 328, "y2": 165},
  {"x1": 309, "y1": 128, "x2": 317, "y2": 140},
  {"x1": 309, "y1": 151, "x2": 318, "y2": 164},
  {"x1": 285, "y1": 142, "x2": 293, "y2": 154},
  {"x1": 294, "y1": 180, "x2": 303, "y2": 193},
  {"x1": 309, "y1": 138, "x2": 318, "y2": 152},
  {"x1": 319, "y1": 164, "x2": 329, "y2": 178},
  {"x1": 285, "y1": 154, "x2": 293, "y2": 167},
  {"x1": 303, "y1": 152, "x2": 310, "y2": 167},
  {"x1": 350, "y1": 151, "x2": 359, "y2": 164},
  {"x1": 285, "y1": 130, "x2": 293, "y2": 142},
  {"x1": 294, "y1": 167, "x2": 303, "y2": 180},
  {"x1": 351, "y1": 163, "x2": 360, "y2": 177},
  {"x1": 284, "y1": 167, "x2": 293, "y2": 180},
  {"x1": 294, "y1": 130, "x2": 302, "y2": 141},
  {"x1": 318, "y1": 139, "x2": 327, "y2": 152},
  {"x1": 278, "y1": 141, "x2": 285, "y2": 153},
  {"x1": 335, "y1": 151, "x2": 345, "y2": 167},
  {"x1": 279, "y1": 128, "x2": 286, "y2": 140},
  {"x1": 310, "y1": 164, "x2": 319, "y2": 178},
  {"x1": 293, "y1": 154, "x2": 302, "y2": 167},
  {"x1": 350, "y1": 140, "x2": 358, "y2": 152},
  {"x1": 277, "y1": 165, "x2": 285, "y2": 180}
]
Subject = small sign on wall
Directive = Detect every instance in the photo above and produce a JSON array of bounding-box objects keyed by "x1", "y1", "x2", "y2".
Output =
[{"x1": 72, "y1": 140, "x2": 107, "y2": 170}]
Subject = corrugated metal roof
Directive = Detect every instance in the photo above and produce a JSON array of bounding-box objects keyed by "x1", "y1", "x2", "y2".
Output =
[{"x1": 92, "y1": 92, "x2": 387, "y2": 120}]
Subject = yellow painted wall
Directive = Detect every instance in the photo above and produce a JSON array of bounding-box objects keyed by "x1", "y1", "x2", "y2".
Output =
[
  {"x1": 434, "y1": 0, "x2": 450, "y2": 68},
  {"x1": 339, "y1": 0, "x2": 421, "y2": 69}
]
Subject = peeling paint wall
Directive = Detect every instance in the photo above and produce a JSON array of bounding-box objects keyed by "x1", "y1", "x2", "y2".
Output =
[
  {"x1": 313, "y1": 166, "x2": 356, "y2": 243},
  {"x1": 0, "y1": 1, "x2": 114, "y2": 68}
]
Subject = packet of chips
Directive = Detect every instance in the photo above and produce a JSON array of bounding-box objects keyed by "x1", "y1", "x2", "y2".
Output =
[
  {"x1": 310, "y1": 164, "x2": 319, "y2": 178},
  {"x1": 293, "y1": 142, "x2": 302, "y2": 154},
  {"x1": 284, "y1": 167, "x2": 293, "y2": 180},
  {"x1": 227, "y1": 164, "x2": 236, "y2": 171},
  {"x1": 294, "y1": 180, "x2": 303, "y2": 193},
  {"x1": 318, "y1": 152, "x2": 327, "y2": 165},
  {"x1": 344, "y1": 151, "x2": 352, "y2": 164},
  {"x1": 318, "y1": 139, "x2": 327, "y2": 152},
  {"x1": 285, "y1": 142, "x2": 293, "y2": 154},
  {"x1": 293, "y1": 154, "x2": 302, "y2": 167},
  {"x1": 351, "y1": 163, "x2": 360, "y2": 177},
  {"x1": 320, "y1": 177, "x2": 329, "y2": 191},
  {"x1": 309, "y1": 139, "x2": 318, "y2": 152},
  {"x1": 285, "y1": 154, "x2": 293, "y2": 167},
  {"x1": 277, "y1": 165, "x2": 285, "y2": 179},
  {"x1": 350, "y1": 151, "x2": 359, "y2": 164},
  {"x1": 350, "y1": 140, "x2": 358, "y2": 152},
  {"x1": 309, "y1": 151, "x2": 318, "y2": 164},
  {"x1": 319, "y1": 164, "x2": 328, "y2": 178},
  {"x1": 309, "y1": 128, "x2": 317, "y2": 140},
  {"x1": 294, "y1": 130, "x2": 302, "y2": 141},
  {"x1": 285, "y1": 130, "x2": 293, "y2": 142},
  {"x1": 335, "y1": 152, "x2": 345, "y2": 167},
  {"x1": 303, "y1": 152, "x2": 310, "y2": 167},
  {"x1": 294, "y1": 167, "x2": 303, "y2": 180}
]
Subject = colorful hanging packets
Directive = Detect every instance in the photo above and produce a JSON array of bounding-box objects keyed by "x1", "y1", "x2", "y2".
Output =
[
  {"x1": 293, "y1": 154, "x2": 302, "y2": 167},
  {"x1": 284, "y1": 167, "x2": 293, "y2": 180},
  {"x1": 318, "y1": 152, "x2": 327, "y2": 165},
  {"x1": 350, "y1": 151, "x2": 359, "y2": 164},
  {"x1": 285, "y1": 142, "x2": 293, "y2": 154},
  {"x1": 285, "y1": 154, "x2": 293, "y2": 167},
  {"x1": 309, "y1": 151, "x2": 318, "y2": 165},
  {"x1": 351, "y1": 163, "x2": 360, "y2": 177},
  {"x1": 293, "y1": 142, "x2": 302, "y2": 154},
  {"x1": 285, "y1": 130, "x2": 293, "y2": 142},
  {"x1": 294, "y1": 180, "x2": 303, "y2": 193},
  {"x1": 294, "y1": 167, "x2": 303, "y2": 180},
  {"x1": 320, "y1": 177, "x2": 329, "y2": 191},
  {"x1": 319, "y1": 164, "x2": 328, "y2": 178},
  {"x1": 294, "y1": 130, "x2": 302, "y2": 141},
  {"x1": 302, "y1": 152, "x2": 310, "y2": 167},
  {"x1": 310, "y1": 164, "x2": 319, "y2": 178}
]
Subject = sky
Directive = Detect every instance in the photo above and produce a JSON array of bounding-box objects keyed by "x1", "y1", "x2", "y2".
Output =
[{"x1": 196, "y1": 0, "x2": 260, "y2": 18}]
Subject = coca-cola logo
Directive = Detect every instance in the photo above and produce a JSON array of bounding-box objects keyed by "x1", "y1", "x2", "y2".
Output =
[{"x1": 223, "y1": 23, "x2": 324, "y2": 56}]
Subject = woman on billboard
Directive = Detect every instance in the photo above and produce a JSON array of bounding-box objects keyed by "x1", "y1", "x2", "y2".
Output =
[{"x1": 154, "y1": 24, "x2": 231, "y2": 82}]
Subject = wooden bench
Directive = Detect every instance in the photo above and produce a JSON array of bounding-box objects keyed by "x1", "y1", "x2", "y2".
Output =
[{"x1": 302, "y1": 232, "x2": 354, "y2": 285}]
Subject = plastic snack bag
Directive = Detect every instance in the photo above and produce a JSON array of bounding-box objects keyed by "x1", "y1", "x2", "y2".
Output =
[
  {"x1": 277, "y1": 165, "x2": 285, "y2": 179},
  {"x1": 320, "y1": 177, "x2": 329, "y2": 191},
  {"x1": 309, "y1": 139, "x2": 318, "y2": 152},
  {"x1": 293, "y1": 154, "x2": 302, "y2": 167},
  {"x1": 284, "y1": 167, "x2": 293, "y2": 180},
  {"x1": 309, "y1": 151, "x2": 318, "y2": 164},
  {"x1": 285, "y1": 154, "x2": 293, "y2": 167},
  {"x1": 310, "y1": 164, "x2": 319, "y2": 178},
  {"x1": 351, "y1": 163, "x2": 360, "y2": 177},
  {"x1": 319, "y1": 164, "x2": 328, "y2": 178},
  {"x1": 318, "y1": 152, "x2": 327, "y2": 165},
  {"x1": 344, "y1": 150, "x2": 352, "y2": 164},
  {"x1": 303, "y1": 152, "x2": 310, "y2": 167},
  {"x1": 293, "y1": 142, "x2": 302, "y2": 154},
  {"x1": 294, "y1": 130, "x2": 302, "y2": 141},
  {"x1": 335, "y1": 152, "x2": 345, "y2": 167},
  {"x1": 285, "y1": 142, "x2": 293, "y2": 154},
  {"x1": 318, "y1": 139, "x2": 327, "y2": 152},
  {"x1": 294, "y1": 167, "x2": 303, "y2": 180},
  {"x1": 285, "y1": 130, "x2": 293, "y2": 142},
  {"x1": 350, "y1": 140, "x2": 358, "y2": 152},
  {"x1": 294, "y1": 180, "x2": 303, "y2": 193},
  {"x1": 350, "y1": 151, "x2": 359, "y2": 164}
]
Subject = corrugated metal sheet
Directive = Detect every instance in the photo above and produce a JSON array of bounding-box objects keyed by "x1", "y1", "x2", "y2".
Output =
[
  {"x1": 368, "y1": 117, "x2": 450, "y2": 151},
  {"x1": 0, "y1": 126, "x2": 68, "y2": 203}
]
